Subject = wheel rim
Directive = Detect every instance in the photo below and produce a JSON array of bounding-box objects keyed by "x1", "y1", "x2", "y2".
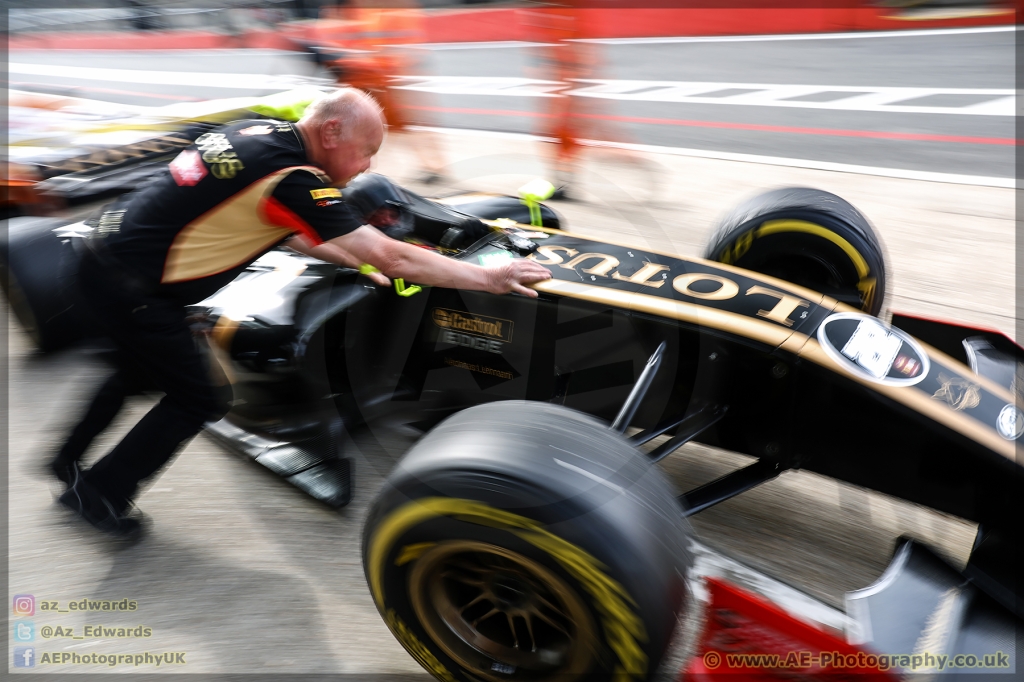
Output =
[{"x1": 408, "y1": 540, "x2": 599, "y2": 681}]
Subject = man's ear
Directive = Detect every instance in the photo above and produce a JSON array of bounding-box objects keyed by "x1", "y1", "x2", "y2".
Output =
[{"x1": 320, "y1": 119, "x2": 342, "y2": 149}]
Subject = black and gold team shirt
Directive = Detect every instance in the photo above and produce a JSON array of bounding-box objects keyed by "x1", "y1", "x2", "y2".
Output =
[{"x1": 96, "y1": 119, "x2": 363, "y2": 301}]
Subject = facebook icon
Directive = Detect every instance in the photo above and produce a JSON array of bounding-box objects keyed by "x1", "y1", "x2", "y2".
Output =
[{"x1": 14, "y1": 646, "x2": 35, "y2": 668}]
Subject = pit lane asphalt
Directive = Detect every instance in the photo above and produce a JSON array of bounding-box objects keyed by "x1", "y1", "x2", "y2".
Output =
[
  {"x1": 7, "y1": 31, "x2": 1013, "y2": 678},
  {"x1": 8, "y1": 26, "x2": 1015, "y2": 179}
]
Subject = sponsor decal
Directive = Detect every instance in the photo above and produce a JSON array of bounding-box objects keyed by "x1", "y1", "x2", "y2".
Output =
[
  {"x1": 439, "y1": 329, "x2": 503, "y2": 354},
  {"x1": 892, "y1": 354, "x2": 922, "y2": 377},
  {"x1": 237, "y1": 125, "x2": 273, "y2": 136},
  {"x1": 46, "y1": 134, "x2": 191, "y2": 174},
  {"x1": 432, "y1": 308, "x2": 513, "y2": 343},
  {"x1": 194, "y1": 132, "x2": 244, "y2": 179},
  {"x1": 310, "y1": 188, "x2": 342, "y2": 200},
  {"x1": 168, "y1": 149, "x2": 207, "y2": 187},
  {"x1": 316, "y1": 199, "x2": 341, "y2": 207},
  {"x1": 817, "y1": 313, "x2": 929, "y2": 386},
  {"x1": 444, "y1": 357, "x2": 513, "y2": 380},
  {"x1": 96, "y1": 209, "x2": 125, "y2": 236},
  {"x1": 996, "y1": 404, "x2": 1023, "y2": 440},
  {"x1": 932, "y1": 374, "x2": 981, "y2": 411},
  {"x1": 528, "y1": 243, "x2": 812, "y2": 327}
]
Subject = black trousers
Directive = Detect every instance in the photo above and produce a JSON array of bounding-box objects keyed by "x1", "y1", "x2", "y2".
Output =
[{"x1": 65, "y1": 250, "x2": 229, "y2": 512}]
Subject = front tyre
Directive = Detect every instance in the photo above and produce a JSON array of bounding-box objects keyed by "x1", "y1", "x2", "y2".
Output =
[
  {"x1": 704, "y1": 188, "x2": 887, "y2": 315},
  {"x1": 363, "y1": 401, "x2": 692, "y2": 682}
]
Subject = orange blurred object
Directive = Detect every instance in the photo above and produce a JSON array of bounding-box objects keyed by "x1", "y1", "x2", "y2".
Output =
[
  {"x1": 311, "y1": 2, "x2": 446, "y2": 180},
  {"x1": 319, "y1": 1, "x2": 424, "y2": 131},
  {"x1": 522, "y1": 1, "x2": 598, "y2": 192},
  {"x1": 2, "y1": 164, "x2": 59, "y2": 217}
]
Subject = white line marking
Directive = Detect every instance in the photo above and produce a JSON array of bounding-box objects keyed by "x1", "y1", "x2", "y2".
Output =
[
  {"x1": 8, "y1": 63, "x2": 330, "y2": 90},
  {"x1": 411, "y1": 125, "x2": 554, "y2": 143},
  {"x1": 573, "y1": 79, "x2": 1014, "y2": 116},
  {"x1": 576, "y1": 24, "x2": 1016, "y2": 45},
  {"x1": 12, "y1": 62, "x2": 1012, "y2": 115},
  {"x1": 395, "y1": 76, "x2": 1014, "y2": 115},
  {"x1": 583, "y1": 139, "x2": 1015, "y2": 188},
  {"x1": 410, "y1": 125, "x2": 1013, "y2": 188},
  {"x1": 395, "y1": 75, "x2": 563, "y2": 97}
]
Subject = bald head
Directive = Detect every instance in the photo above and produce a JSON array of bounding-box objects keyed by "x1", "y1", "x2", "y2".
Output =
[
  {"x1": 296, "y1": 88, "x2": 386, "y2": 186},
  {"x1": 302, "y1": 88, "x2": 385, "y2": 139}
]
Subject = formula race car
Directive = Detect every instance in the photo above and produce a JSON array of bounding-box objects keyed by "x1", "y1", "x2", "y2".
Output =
[{"x1": 3, "y1": 180, "x2": 1020, "y2": 681}]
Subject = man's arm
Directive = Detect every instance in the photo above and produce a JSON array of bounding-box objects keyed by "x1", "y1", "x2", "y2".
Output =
[
  {"x1": 329, "y1": 225, "x2": 551, "y2": 297},
  {"x1": 282, "y1": 234, "x2": 391, "y2": 286}
]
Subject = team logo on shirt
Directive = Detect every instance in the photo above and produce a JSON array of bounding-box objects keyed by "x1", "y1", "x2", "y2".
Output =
[
  {"x1": 238, "y1": 125, "x2": 274, "y2": 136},
  {"x1": 310, "y1": 188, "x2": 342, "y2": 200},
  {"x1": 195, "y1": 132, "x2": 245, "y2": 179},
  {"x1": 169, "y1": 149, "x2": 208, "y2": 187},
  {"x1": 316, "y1": 199, "x2": 341, "y2": 207}
]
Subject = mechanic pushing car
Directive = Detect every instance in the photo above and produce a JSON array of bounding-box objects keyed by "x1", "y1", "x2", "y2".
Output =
[{"x1": 50, "y1": 88, "x2": 551, "y2": 537}]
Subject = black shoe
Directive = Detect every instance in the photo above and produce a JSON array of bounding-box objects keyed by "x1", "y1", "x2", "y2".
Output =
[
  {"x1": 551, "y1": 185, "x2": 571, "y2": 200},
  {"x1": 58, "y1": 478, "x2": 142, "y2": 538},
  {"x1": 48, "y1": 456, "x2": 81, "y2": 488}
]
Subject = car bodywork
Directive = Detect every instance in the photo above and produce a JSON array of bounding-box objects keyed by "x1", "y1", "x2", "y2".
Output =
[
  {"x1": 185, "y1": 203, "x2": 1021, "y2": 666},
  {"x1": 197, "y1": 220, "x2": 1019, "y2": 529}
]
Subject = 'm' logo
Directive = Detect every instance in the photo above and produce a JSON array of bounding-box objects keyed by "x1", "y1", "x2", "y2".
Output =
[{"x1": 817, "y1": 313, "x2": 928, "y2": 386}]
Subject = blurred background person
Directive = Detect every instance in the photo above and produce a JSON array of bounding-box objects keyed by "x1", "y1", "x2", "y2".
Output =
[
  {"x1": 524, "y1": 0, "x2": 658, "y2": 201},
  {"x1": 524, "y1": 0, "x2": 593, "y2": 199},
  {"x1": 300, "y1": 0, "x2": 448, "y2": 184}
]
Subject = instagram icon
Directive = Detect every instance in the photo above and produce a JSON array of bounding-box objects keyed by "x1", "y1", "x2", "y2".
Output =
[{"x1": 12, "y1": 595, "x2": 34, "y2": 617}]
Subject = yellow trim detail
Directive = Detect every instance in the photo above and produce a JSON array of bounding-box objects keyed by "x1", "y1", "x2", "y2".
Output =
[
  {"x1": 533, "y1": 278, "x2": 797, "y2": 349},
  {"x1": 395, "y1": 542, "x2": 435, "y2": 567},
  {"x1": 367, "y1": 497, "x2": 649, "y2": 678},
  {"x1": 206, "y1": 315, "x2": 241, "y2": 387},
  {"x1": 756, "y1": 219, "x2": 870, "y2": 279},
  {"x1": 384, "y1": 609, "x2": 457, "y2": 682},
  {"x1": 310, "y1": 188, "x2": 342, "y2": 200}
]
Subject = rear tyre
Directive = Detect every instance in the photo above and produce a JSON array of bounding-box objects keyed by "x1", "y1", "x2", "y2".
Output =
[
  {"x1": 363, "y1": 401, "x2": 692, "y2": 682},
  {"x1": 704, "y1": 188, "x2": 887, "y2": 314},
  {"x1": 0, "y1": 217, "x2": 98, "y2": 352}
]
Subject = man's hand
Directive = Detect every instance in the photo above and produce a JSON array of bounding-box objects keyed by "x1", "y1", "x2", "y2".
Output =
[{"x1": 484, "y1": 259, "x2": 552, "y2": 298}]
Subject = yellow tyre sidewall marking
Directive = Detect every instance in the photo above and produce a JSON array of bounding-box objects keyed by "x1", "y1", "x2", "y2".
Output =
[
  {"x1": 755, "y1": 219, "x2": 870, "y2": 279},
  {"x1": 367, "y1": 496, "x2": 649, "y2": 679},
  {"x1": 724, "y1": 219, "x2": 876, "y2": 310}
]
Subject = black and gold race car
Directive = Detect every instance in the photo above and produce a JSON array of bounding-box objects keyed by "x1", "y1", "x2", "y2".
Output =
[{"x1": 3, "y1": 179, "x2": 1020, "y2": 681}]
